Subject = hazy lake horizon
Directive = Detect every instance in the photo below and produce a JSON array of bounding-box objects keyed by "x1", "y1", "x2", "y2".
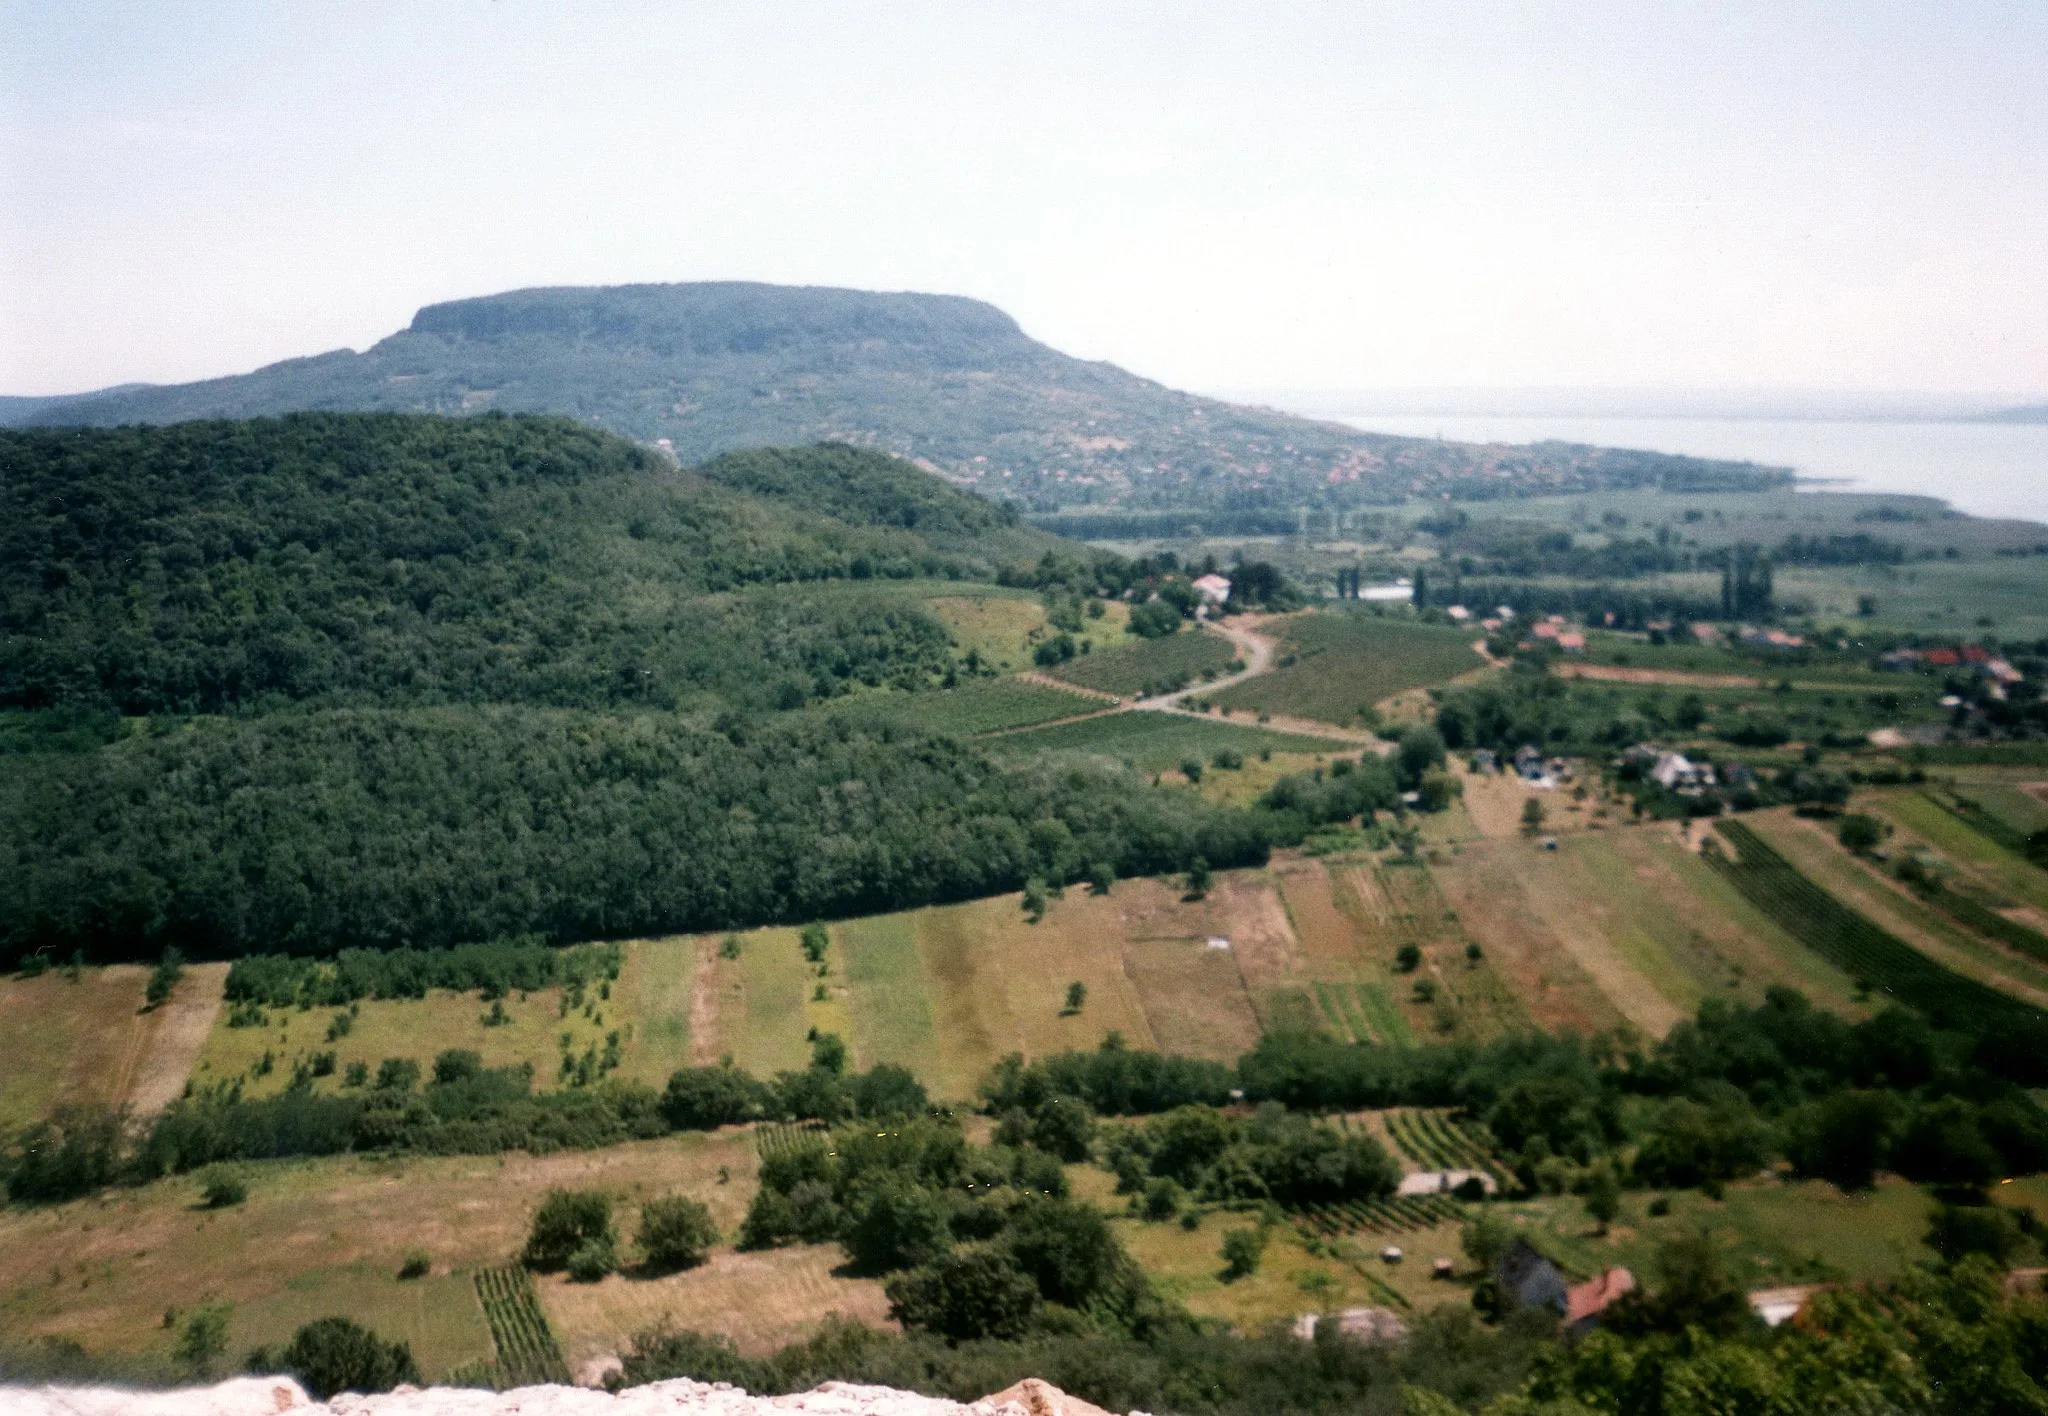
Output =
[{"x1": 1326, "y1": 413, "x2": 2048, "y2": 527}]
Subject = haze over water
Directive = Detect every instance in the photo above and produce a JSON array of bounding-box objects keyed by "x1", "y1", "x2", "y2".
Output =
[{"x1": 1331, "y1": 414, "x2": 2048, "y2": 528}]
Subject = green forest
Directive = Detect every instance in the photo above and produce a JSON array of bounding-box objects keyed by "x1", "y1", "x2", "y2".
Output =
[
  {"x1": 0, "y1": 415, "x2": 1059, "y2": 716},
  {"x1": 0, "y1": 708, "x2": 1269, "y2": 962}
]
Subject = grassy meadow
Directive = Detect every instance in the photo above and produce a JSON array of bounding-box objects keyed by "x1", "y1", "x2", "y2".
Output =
[{"x1": 0, "y1": 1129, "x2": 786, "y2": 1378}]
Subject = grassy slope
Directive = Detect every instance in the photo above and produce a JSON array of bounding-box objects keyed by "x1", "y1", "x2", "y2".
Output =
[
  {"x1": 0, "y1": 1129, "x2": 890, "y2": 1375},
  {"x1": 1213, "y1": 613, "x2": 1488, "y2": 725}
]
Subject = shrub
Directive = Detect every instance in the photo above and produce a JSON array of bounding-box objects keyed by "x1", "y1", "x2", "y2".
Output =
[
  {"x1": 1927, "y1": 1203, "x2": 2023, "y2": 1266},
  {"x1": 567, "y1": 1235, "x2": 619, "y2": 1283},
  {"x1": 4, "y1": 1105, "x2": 124, "y2": 1204},
  {"x1": 397, "y1": 1249, "x2": 431, "y2": 1280},
  {"x1": 1837, "y1": 813, "x2": 1885, "y2": 853},
  {"x1": 884, "y1": 1248, "x2": 1040, "y2": 1340},
  {"x1": 1394, "y1": 944, "x2": 1422, "y2": 973},
  {"x1": 174, "y1": 1301, "x2": 233, "y2": 1375},
  {"x1": 1028, "y1": 1096, "x2": 1097, "y2": 1163},
  {"x1": 850, "y1": 1064, "x2": 930, "y2": 1122},
  {"x1": 1221, "y1": 1225, "x2": 1266, "y2": 1280},
  {"x1": 374, "y1": 1058, "x2": 420, "y2": 1093},
  {"x1": 199, "y1": 1167, "x2": 247, "y2": 1208},
  {"x1": 1141, "y1": 1177, "x2": 1182, "y2": 1221},
  {"x1": 145, "y1": 947, "x2": 185, "y2": 1008},
  {"x1": 660, "y1": 1065, "x2": 768, "y2": 1131},
  {"x1": 276, "y1": 1316, "x2": 420, "y2": 1400},
  {"x1": 433, "y1": 1049, "x2": 484, "y2": 1085},
  {"x1": 523, "y1": 1189, "x2": 614, "y2": 1270},
  {"x1": 1128, "y1": 601, "x2": 1182, "y2": 638},
  {"x1": 638, "y1": 1195, "x2": 719, "y2": 1273},
  {"x1": 847, "y1": 1180, "x2": 953, "y2": 1274}
]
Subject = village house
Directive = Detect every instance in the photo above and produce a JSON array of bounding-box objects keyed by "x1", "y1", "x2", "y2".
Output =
[
  {"x1": 1494, "y1": 1241, "x2": 1636, "y2": 1333},
  {"x1": 1564, "y1": 1268, "x2": 1637, "y2": 1332},
  {"x1": 1652, "y1": 751, "x2": 1715, "y2": 792},
  {"x1": 1191, "y1": 573, "x2": 1232, "y2": 604}
]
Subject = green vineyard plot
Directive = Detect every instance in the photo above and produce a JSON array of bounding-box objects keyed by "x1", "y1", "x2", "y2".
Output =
[
  {"x1": 1293, "y1": 1193, "x2": 1467, "y2": 1239},
  {"x1": 1709, "y1": 820, "x2": 2048, "y2": 1031},
  {"x1": 475, "y1": 1266, "x2": 571, "y2": 1388}
]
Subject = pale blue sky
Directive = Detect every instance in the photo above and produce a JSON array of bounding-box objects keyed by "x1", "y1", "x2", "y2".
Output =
[{"x1": 3, "y1": 1, "x2": 2044, "y2": 399}]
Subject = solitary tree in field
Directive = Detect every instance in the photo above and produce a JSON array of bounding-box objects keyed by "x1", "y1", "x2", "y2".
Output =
[
  {"x1": 1838, "y1": 813, "x2": 1885, "y2": 854},
  {"x1": 1521, "y1": 798, "x2": 1547, "y2": 834},
  {"x1": 1220, "y1": 1225, "x2": 1266, "y2": 1280},
  {"x1": 1063, "y1": 981, "x2": 1087, "y2": 1015},
  {"x1": 638, "y1": 1195, "x2": 719, "y2": 1273},
  {"x1": 1183, "y1": 858, "x2": 1212, "y2": 900}
]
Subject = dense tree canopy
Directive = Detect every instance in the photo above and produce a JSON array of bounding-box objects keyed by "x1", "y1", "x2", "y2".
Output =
[
  {"x1": 0, "y1": 415, "x2": 1042, "y2": 715},
  {"x1": 0, "y1": 707, "x2": 1269, "y2": 963}
]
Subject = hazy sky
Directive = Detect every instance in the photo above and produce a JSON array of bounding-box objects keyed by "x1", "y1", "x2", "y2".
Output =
[{"x1": 4, "y1": 1, "x2": 2045, "y2": 399}]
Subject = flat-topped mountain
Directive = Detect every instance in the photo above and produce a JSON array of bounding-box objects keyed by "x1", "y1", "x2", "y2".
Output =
[{"x1": 9, "y1": 282, "x2": 1784, "y2": 508}]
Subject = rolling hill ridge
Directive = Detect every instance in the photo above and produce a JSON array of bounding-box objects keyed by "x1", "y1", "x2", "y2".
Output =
[{"x1": 7, "y1": 281, "x2": 1788, "y2": 510}]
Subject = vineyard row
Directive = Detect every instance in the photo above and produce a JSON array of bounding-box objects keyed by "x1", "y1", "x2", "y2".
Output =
[{"x1": 474, "y1": 1265, "x2": 571, "y2": 1388}]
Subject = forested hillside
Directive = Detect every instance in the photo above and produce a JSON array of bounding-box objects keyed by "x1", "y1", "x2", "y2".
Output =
[
  {"x1": 7, "y1": 282, "x2": 1786, "y2": 511},
  {"x1": 0, "y1": 412, "x2": 1276, "y2": 964},
  {"x1": 0, "y1": 710, "x2": 1267, "y2": 962},
  {"x1": 0, "y1": 415, "x2": 1058, "y2": 715}
]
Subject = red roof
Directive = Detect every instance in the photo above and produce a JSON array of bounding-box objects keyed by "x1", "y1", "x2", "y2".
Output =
[
  {"x1": 1924, "y1": 648, "x2": 1961, "y2": 666},
  {"x1": 1565, "y1": 1268, "x2": 1636, "y2": 1325},
  {"x1": 1962, "y1": 646, "x2": 1990, "y2": 663}
]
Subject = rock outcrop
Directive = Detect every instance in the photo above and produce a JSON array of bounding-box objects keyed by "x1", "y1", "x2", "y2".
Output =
[{"x1": 5, "y1": 1376, "x2": 1132, "y2": 1416}]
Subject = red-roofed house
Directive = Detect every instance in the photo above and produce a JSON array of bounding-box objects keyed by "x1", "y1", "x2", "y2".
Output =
[
  {"x1": 1564, "y1": 1268, "x2": 1636, "y2": 1331},
  {"x1": 1924, "y1": 648, "x2": 1961, "y2": 667}
]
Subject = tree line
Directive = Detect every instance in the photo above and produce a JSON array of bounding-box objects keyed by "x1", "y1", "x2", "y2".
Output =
[{"x1": 0, "y1": 707, "x2": 1270, "y2": 964}]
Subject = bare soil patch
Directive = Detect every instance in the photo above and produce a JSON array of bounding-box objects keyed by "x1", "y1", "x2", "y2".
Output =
[{"x1": 123, "y1": 965, "x2": 227, "y2": 1117}]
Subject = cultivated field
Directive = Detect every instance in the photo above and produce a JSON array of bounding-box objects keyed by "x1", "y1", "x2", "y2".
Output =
[
  {"x1": 984, "y1": 712, "x2": 1341, "y2": 773},
  {"x1": 1871, "y1": 787, "x2": 2048, "y2": 917},
  {"x1": 827, "y1": 676, "x2": 1103, "y2": 734},
  {"x1": 1041, "y1": 628, "x2": 1238, "y2": 697},
  {"x1": 0, "y1": 962, "x2": 225, "y2": 1129},
  {"x1": 1211, "y1": 612, "x2": 1489, "y2": 726},
  {"x1": 1739, "y1": 808, "x2": 2048, "y2": 1009}
]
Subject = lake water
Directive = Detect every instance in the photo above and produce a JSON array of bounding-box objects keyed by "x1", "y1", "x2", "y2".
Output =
[{"x1": 1327, "y1": 414, "x2": 2048, "y2": 527}]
